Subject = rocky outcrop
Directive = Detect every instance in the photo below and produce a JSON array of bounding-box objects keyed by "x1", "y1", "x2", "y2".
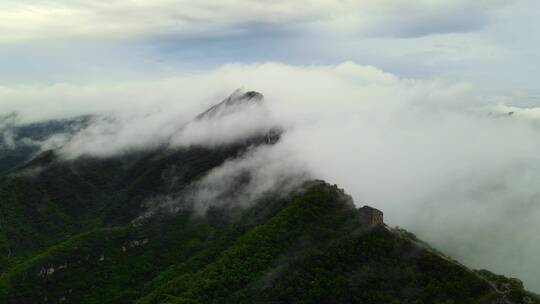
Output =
[
  {"x1": 38, "y1": 263, "x2": 67, "y2": 278},
  {"x1": 122, "y1": 238, "x2": 149, "y2": 252}
]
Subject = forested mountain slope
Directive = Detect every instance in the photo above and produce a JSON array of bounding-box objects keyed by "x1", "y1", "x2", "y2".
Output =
[{"x1": 0, "y1": 91, "x2": 537, "y2": 304}]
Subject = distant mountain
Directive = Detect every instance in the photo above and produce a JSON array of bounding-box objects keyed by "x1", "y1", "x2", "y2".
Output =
[
  {"x1": 0, "y1": 115, "x2": 91, "y2": 173},
  {"x1": 0, "y1": 91, "x2": 538, "y2": 304}
]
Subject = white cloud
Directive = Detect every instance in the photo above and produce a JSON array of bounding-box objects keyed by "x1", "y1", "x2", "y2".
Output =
[
  {"x1": 0, "y1": 0, "x2": 505, "y2": 44},
  {"x1": 187, "y1": 143, "x2": 309, "y2": 215}
]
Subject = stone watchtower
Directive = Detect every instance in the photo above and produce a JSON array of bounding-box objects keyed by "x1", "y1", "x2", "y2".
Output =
[{"x1": 358, "y1": 205, "x2": 384, "y2": 226}]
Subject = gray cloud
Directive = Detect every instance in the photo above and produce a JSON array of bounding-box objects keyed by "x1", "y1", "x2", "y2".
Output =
[
  {"x1": 380, "y1": 9, "x2": 486, "y2": 38},
  {"x1": 0, "y1": 0, "x2": 506, "y2": 44}
]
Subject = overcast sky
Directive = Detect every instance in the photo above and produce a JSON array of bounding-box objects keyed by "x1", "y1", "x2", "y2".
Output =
[
  {"x1": 2, "y1": 0, "x2": 540, "y2": 292},
  {"x1": 0, "y1": 0, "x2": 539, "y2": 99}
]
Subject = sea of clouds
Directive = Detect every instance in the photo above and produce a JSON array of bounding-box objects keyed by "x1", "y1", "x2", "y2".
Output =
[{"x1": 1, "y1": 62, "x2": 540, "y2": 291}]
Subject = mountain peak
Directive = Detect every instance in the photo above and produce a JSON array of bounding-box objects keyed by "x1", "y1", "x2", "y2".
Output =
[
  {"x1": 239, "y1": 90, "x2": 263, "y2": 101},
  {"x1": 196, "y1": 89, "x2": 264, "y2": 120}
]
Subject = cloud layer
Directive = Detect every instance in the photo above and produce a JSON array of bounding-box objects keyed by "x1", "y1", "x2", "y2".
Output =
[
  {"x1": 0, "y1": 0, "x2": 505, "y2": 43},
  {"x1": 2, "y1": 62, "x2": 540, "y2": 291}
]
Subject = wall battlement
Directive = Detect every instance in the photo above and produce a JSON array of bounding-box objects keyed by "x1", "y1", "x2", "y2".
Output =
[{"x1": 358, "y1": 205, "x2": 384, "y2": 226}]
